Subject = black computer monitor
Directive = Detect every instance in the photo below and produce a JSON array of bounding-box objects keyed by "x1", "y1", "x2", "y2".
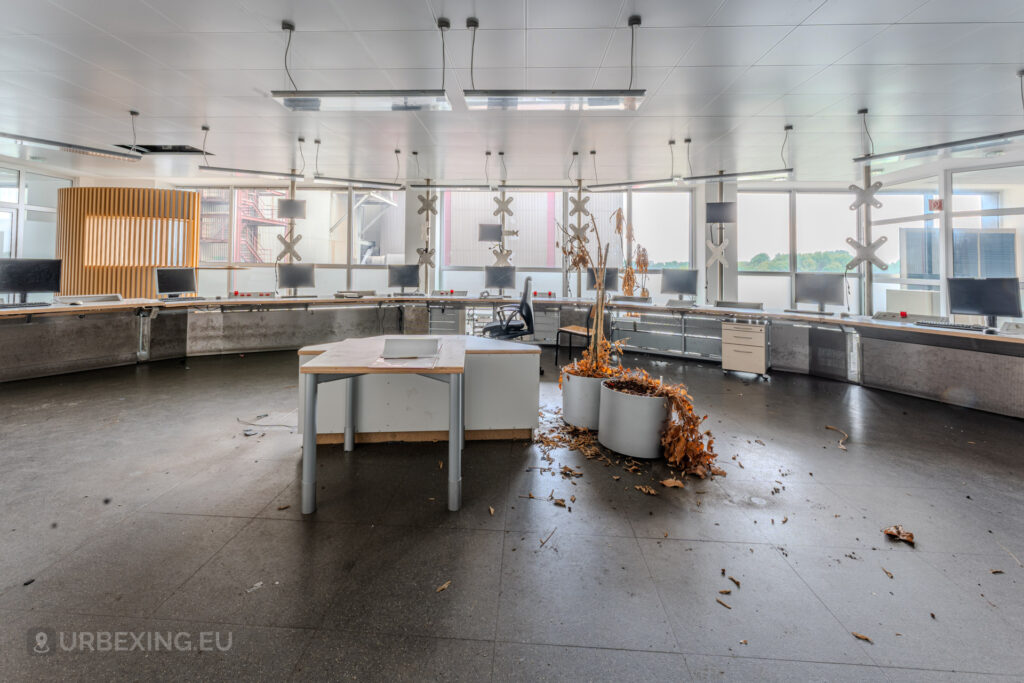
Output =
[
  {"x1": 479, "y1": 224, "x2": 503, "y2": 242},
  {"x1": 661, "y1": 268, "x2": 698, "y2": 296},
  {"x1": 155, "y1": 267, "x2": 197, "y2": 297},
  {"x1": 794, "y1": 272, "x2": 844, "y2": 310},
  {"x1": 948, "y1": 277, "x2": 1022, "y2": 326},
  {"x1": 387, "y1": 264, "x2": 420, "y2": 289},
  {"x1": 277, "y1": 263, "x2": 315, "y2": 289},
  {"x1": 484, "y1": 266, "x2": 516, "y2": 290},
  {"x1": 706, "y1": 201, "x2": 737, "y2": 224},
  {"x1": 0, "y1": 258, "x2": 62, "y2": 295},
  {"x1": 586, "y1": 267, "x2": 619, "y2": 291}
]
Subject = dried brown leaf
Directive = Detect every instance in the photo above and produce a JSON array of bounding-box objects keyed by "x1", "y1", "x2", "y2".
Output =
[
  {"x1": 882, "y1": 567, "x2": 894, "y2": 580},
  {"x1": 553, "y1": 498, "x2": 566, "y2": 508},
  {"x1": 852, "y1": 632, "x2": 873, "y2": 644},
  {"x1": 729, "y1": 576, "x2": 741, "y2": 588},
  {"x1": 882, "y1": 524, "x2": 915, "y2": 546},
  {"x1": 635, "y1": 484, "x2": 658, "y2": 496},
  {"x1": 719, "y1": 589, "x2": 731, "y2": 595},
  {"x1": 716, "y1": 598, "x2": 732, "y2": 609},
  {"x1": 990, "y1": 569, "x2": 1004, "y2": 575},
  {"x1": 660, "y1": 478, "x2": 686, "y2": 488},
  {"x1": 436, "y1": 580, "x2": 451, "y2": 593},
  {"x1": 489, "y1": 506, "x2": 495, "y2": 516},
  {"x1": 825, "y1": 425, "x2": 849, "y2": 450}
]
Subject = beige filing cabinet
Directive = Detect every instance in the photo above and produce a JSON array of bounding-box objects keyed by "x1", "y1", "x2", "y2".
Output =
[{"x1": 721, "y1": 322, "x2": 768, "y2": 375}]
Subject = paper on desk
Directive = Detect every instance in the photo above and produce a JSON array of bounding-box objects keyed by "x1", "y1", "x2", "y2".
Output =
[{"x1": 371, "y1": 356, "x2": 438, "y2": 369}]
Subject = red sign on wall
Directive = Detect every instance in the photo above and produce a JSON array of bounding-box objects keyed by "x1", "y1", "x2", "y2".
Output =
[{"x1": 928, "y1": 198, "x2": 943, "y2": 211}]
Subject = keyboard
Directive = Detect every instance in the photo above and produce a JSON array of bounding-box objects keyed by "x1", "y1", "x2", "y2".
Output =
[
  {"x1": 914, "y1": 320, "x2": 987, "y2": 332},
  {"x1": 0, "y1": 301, "x2": 51, "y2": 309}
]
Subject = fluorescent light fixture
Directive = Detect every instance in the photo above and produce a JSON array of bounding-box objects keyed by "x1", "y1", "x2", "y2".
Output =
[
  {"x1": 498, "y1": 184, "x2": 579, "y2": 191},
  {"x1": 464, "y1": 89, "x2": 645, "y2": 112},
  {"x1": 198, "y1": 165, "x2": 304, "y2": 181},
  {"x1": 853, "y1": 129, "x2": 1024, "y2": 165},
  {"x1": 684, "y1": 168, "x2": 793, "y2": 183},
  {"x1": 271, "y1": 90, "x2": 451, "y2": 112},
  {"x1": 586, "y1": 177, "x2": 679, "y2": 192},
  {"x1": 409, "y1": 183, "x2": 493, "y2": 191},
  {"x1": 0, "y1": 132, "x2": 141, "y2": 161},
  {"x1": 313, "y1": 175, "x2": 403, "y2": 191}
]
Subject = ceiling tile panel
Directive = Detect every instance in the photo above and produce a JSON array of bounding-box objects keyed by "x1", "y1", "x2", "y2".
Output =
[{"x1": 679, "y1": 26, "x2": 791, "y2": 66}]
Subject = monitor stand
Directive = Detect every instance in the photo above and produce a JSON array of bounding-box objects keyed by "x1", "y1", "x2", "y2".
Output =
[{"x1": 986, "y1": 315, "x2": 998, "y2": 329}]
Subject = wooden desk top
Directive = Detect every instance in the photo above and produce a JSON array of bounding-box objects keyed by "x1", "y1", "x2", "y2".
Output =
[
  {"x1": 0, "y1": 298, "x2": 157, "y2": 319},
  {"x1": 299, "y1": 334, "x2": 539, "y2": 357},
  {"x1": 300, "y1": 335, "x2": 467, "y2": 375}
]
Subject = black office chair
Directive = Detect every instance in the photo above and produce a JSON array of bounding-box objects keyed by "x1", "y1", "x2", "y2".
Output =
[{"x1": 482, "y1": 277, "x2": 534, "y2": 341}]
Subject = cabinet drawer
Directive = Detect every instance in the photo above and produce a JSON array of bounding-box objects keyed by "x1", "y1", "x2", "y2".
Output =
[
  {"x1": 722, "y1": 343, "x2": 767, "y2": 374},
  {"x1": 722, "y1": 324, "x2": 765, "y2": 347}
]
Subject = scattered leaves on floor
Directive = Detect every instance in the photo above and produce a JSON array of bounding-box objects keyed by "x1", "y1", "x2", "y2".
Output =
[
  {"x1": 438, "y1": 460, "x2": 444, "y2": 470},
  {"x1": 540, "y1": 527, "x2": 557, "y2": 547},
  {"x1": 436, "y1": 580, "x2": 451, "y2": 593},
  {"x1": 739, "y1": 640, "x2": 748, "y2": 645},
  {"x1": 852, "y1": 632, "x2": 873, "y2": 644},
  {"x1": 719, "y1": 589, "x2": 731, "y2": 595},
  {"x1": 660, "y1": 478, "x2": 685, "y2": 488},
  {"x1": 553, "y1": 498, "x2": 566, "y2": 508},
  {"x1": 882, "y1": 524, "x2": 915, "y2": 546},
  {"x1": 825, "y1": 425, "x2": 849, "y2": 451},
  {"x1": 754, "y1": 439, "x2": 765, "y2": 446},
  {"x1": 570, "y1": 495, "x2": 576, "y2": 503},
  {"x1": 781, "y1": 516, "x2": 788, "y2": 524},
  {"x1": 560, "y1": 465, "x2": 583, "y2": 478},
  {"x1": 882, "y1": 567, "x2": 894, "y2": 579},
  {"x1": 489, "y1": 506, "x2": 495, "y2": 516},
  {"x1": 613, "y1": 475, "x2": 621, "y2": 481},
  {"x1": 729, "y1": 576, "x2": 741, "y2": 588},
  {"x1": 277, "y1": 505, "x2": 290, "y2": 511},
  {"x1": 716, "y1": 598, "x2": 732, "y2": 609},
  {"x1": 990, "y1": 569, "x2": 1004, "y2": 575},
  {"x1": 635, "y1": 485, "x2": 658, "y2": 496}
]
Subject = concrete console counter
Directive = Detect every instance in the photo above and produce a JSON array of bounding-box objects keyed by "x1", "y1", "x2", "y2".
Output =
[{"x1": 1, "y1": 296, "x2": 1021, "y2": 418}]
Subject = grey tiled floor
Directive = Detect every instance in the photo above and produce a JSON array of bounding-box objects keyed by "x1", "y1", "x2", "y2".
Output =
[{"x1": 1, "y1": 349, "x2": 1022, "y2": 681}]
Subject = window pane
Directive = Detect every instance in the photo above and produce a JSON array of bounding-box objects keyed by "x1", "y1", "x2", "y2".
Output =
[
  {"x1": 631, "y1": 191, "x2": 690, "y2": 269},
  {"x1": 738, "y1": 193, "x2": 789, "y2": 272},
  {"x1": 584, "y1": 192, "x2": 625, "y2": 269},
  {"x1": 951, "y1": 166, "x2": 1024, "y2": 290},
  {"x1": 194, "y1": 188, "x2": 231, "y2": 263},
  {"x1": 441, "y1": 191, "x2": 563, "y2": 268},
  {"x1": 0, "y1": 209, "x2": 13, "y2": 257},
  {"x1": 235, "y1": 189, "x2": 289, "y2": 264},
  {"x1": 0, "y1": 168, "x2": 18, "y2": 203},
  {"x1": 353, "y1": 189, "x2": 404, "y2": 265},
  {"x1": 22, "y1": 210, "x2": 56, "y2": 257},
  {"x1": 737, "y1": 274, "x2": 789, "y2": 309},
  {"x1": 24, "y1": 172, "x2": 70, "y2": 208},
  {"x1": 795, "y1": 193, "x2": 857, "y2": 273}
]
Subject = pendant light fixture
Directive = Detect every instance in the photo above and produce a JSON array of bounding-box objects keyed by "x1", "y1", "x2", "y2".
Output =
[
  {"x1": 272, "y1": 20, "x2": 452, "y2": 112},
  {"x1": 586, "y1": 139, "x2": 680, "y2": 192},
  {"x1": 0, "y1": 132, "x2": 141, "y2": 161},
  {"x1": 311, "y1": 143, "x2": 405, "y2": 190},
  {"x1": 464, "y1": 16, "x2": 645, "y2": 111},
  {"x1": 196, "y1": 125, "x2": 304, "y2": 181}
]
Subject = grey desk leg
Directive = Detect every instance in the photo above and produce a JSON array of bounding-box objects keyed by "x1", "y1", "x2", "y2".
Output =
[
  {"x1": 302, "y1": 375, "x2": 318, "y2": 515},
  {"x1": 344, "y1": 376, "x2": 355, "y2": 452},
  {"x1": 459, "y1": 372, "x2": 465, "y2": 450},
  {"x1": 448, "y1": 372, "x2": 462, "y2": 512}
]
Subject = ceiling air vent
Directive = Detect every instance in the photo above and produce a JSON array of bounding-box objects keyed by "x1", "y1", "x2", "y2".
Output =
[{"x1": 112, "y1": 144, "x2": 210, "y2": 155}]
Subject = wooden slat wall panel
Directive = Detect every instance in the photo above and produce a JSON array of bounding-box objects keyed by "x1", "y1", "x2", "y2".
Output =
[{"x1": 56, "y1": 188, "x2": 201, "y2": 299}]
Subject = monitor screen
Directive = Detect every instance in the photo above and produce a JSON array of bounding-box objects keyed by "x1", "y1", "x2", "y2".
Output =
[
  {"x1": 277, "y1": 263, "x2": 315, "y2": 289},
  {"x1": 586, "y1": 267, "x2": 619, "y2": 291},
  {"x1": 0, "y1": 258, "x2": 62, "y2": 293},
  {"x1": 661, "y1": 268, "x2": 698, "y2": 295},
  {"x1": 387, "y1": 264, "x2": 420, "y2": 288},
  {"x1": 478, "y1": 223, "x2": 503, "y2": 242},
  {"x1": 794, "y1": 272, "x2": 844, "y2": 306},
  {"x1": 484, "y1": 266, "x2": 516, "y2": 289},
  {"x1": 706, "y1": 201, "x2": 737, "y2": 224},
  {"x1": 948, "y1": 277, "x2": 1022, "y2": 317},
  {"x1": 155, "y1": 267, "x2": 197, "y2": 295}
]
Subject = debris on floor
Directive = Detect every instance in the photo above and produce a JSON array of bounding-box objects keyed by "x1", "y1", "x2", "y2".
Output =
[
  {"x1": 489, "y1": 506, "x2": 495, "y2": 516},
  {"x1": 882, "y1": 567, "x2": 894, "y2": 579},
  {"x1": 825, "y1": 425, "x2": 850, "y2": 450},
  {"x1": 242, "y1": 428, "x2": 259, "y2": 437},
  {"x1": 635, "y1": 484, "x2": 658, "y2": 496},
  {"x1": 245, "y1": 581, "x2": 263, "y2": 593},
  {"x1": 277, "y1": 505, "x2": 290, "y2": 511},
  {"x1": 540, "y1": 527, "x2": 557, "y2": 547},
  {"x1": 990, "y1": 569, "x2": 1004, "y2": 575},
  {"x1": 852, "y1": 632, "x2": 873, "y2": 644},
  {"x1": 660, "y1": 478, "x2": 685, "y2": 488},
  {"x1": 882, "y1": 524, "x2": 916, "y2": 546},
  {"x1": 716, "y1": 598, "x2": 732, "y2": 609},
  {"x1": 728, "y1": 576, "x2": 741, "y2": 588},
  {"x1": 436, "y1": 580, "x2": 451, "y2": 593}
]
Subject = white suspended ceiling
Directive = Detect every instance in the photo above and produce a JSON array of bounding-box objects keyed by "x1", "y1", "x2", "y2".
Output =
[{"x1": 1, "y1": 0, "x2": 1024, "y2": 183}]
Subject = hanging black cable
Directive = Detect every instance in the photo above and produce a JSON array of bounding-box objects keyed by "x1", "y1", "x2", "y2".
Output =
[
  {"x1": 467, "y1": 17, "x2": 479, "y2": 90},
  {"x1": 297, "y1": 137, "x2": 305, "y2": 175},
  {"x1": 567, "y1": 152, "x2": 578, "y2": 184},
  {"x1": 128, "y1": 110, "x2": 138, "y2": 154},
  {"x1": 590, "y1": 150, "x2": 598, "y2": 185},
  {"x1": 627, "y1": 15, "x2": 641, "y2": 90},
  {"x1": 859, "y1": 108, "x2": 874, "y2": 156},
  {"x1": 314, "y1": 139, "x2": 321, "y2": 176},
  {"x1": 484, "y1": 150, "x2": 491, "y2": 186},
  {"x1": 393, "y1": 148, "x2": 400, "y2": 184},
  {"x1": 282, "y1": 21, "x2": 298, "y2": 90},
  {"x1": 685, "y1": 138, "x2": 693, "y2": 177},
  {"x1": 668, "y1": 139, "x2": 675, "y2": 177},
  {"x1": 413, "y1": 150, "x2": 421, "y2": 178},
  {"x1": 438, "y1": 18, "x2": 450, "y2": 91},
  {"x1": 200, "y1": 125, "x2": 209, "y2": 165},
  {"x1": 781, "y1": 124, "x2": 792, "y2": 168},
  {"x1": 1018, "y1": 69, "x2": 1024, "y2": 116},
  {"x1": 499, "y1": 151, "x2": 507, "y2": 181}
]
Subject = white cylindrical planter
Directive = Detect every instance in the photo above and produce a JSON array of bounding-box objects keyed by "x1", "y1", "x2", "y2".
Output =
[
  {"x1": 561, "y1": 372, "x2": 605, "y2": 429},
  {"x1": 598, "y1": 380, "x2": 669, "y2": 460}
]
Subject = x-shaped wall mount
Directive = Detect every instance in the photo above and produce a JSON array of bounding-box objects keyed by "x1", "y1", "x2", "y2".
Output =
[
  {"x1": 276, "y1": 233, "x2": 303, "y2": 262},
  {"x1": 569, "y1": 195, "x2": 590, "y2": 217},
  {"x1": 491, "y1": 245, "x2": 513, "y2": 267},
  {"x1": 848, "y1": 181, "x2": 883, "y2": 211},
  {"x1": 845, "y1": 235, "x2": 888, "y2": 271},
  {"x1": 493, "y1": 195, "x2": 514, "y2": 217},
  {"x1": 416, "y1": 246, "x2": 436, "y2": 268},
  {"x1": 569, "y1": 223, "x2": 589, "y2": 243},
  {"x1": 417, "y1": 192, "x2": 438, "y2": 216},
  {"x1": 706, "y1": 238, "x2": 730, "y2": 270}
]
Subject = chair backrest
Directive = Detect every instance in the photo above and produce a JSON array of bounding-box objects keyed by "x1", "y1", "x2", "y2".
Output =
[
  {"x1": 585, "y1": 304, "x2": 595, "y2": 331},
  {"x1": 519, "y1": 276, "x2": 534, "y2": 335}
]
